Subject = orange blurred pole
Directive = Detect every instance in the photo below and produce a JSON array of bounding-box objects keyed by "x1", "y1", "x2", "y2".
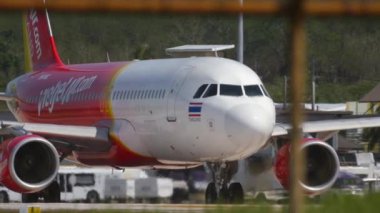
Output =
[
  {"x1": 0, "y1": 0, "x2": 282, "y2": 14},
  {"x1": 1, "y1": 1, "x2": 378, "y2": 213},
  {"x1": 1, "y1": 0, "x2": 380, "y2": 16},
  {"x1": 288, "y1": 0, "x2": 306, "y2": 212}
]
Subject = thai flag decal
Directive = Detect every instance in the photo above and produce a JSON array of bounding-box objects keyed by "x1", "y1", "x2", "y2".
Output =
[{"x1": 188, "y1": 102, "x2": 202, "y2": 121}]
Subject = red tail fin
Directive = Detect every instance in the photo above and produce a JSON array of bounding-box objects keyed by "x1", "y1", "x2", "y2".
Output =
[{"x1": 23, "y1": 9, "x2": 64, "y2": 71}]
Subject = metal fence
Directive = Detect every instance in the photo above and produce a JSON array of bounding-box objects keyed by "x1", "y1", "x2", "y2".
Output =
[{"x1": 1, "y1": 0, "x2": 379, "y2": 212}]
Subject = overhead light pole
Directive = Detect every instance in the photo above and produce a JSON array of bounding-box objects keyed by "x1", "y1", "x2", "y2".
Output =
[{"x1": 237, "y1": 0, "x2": 244, "y2": 63}]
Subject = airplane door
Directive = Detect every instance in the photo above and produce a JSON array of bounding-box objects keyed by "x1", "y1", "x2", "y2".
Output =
[{"x1": 166, "y1": 66, "x2": 193, "y2": 122}]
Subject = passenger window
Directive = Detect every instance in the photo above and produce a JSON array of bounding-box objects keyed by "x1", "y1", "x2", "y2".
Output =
[
  {"x1": 203, "y1": 84, "x2": 217, "y2": 98},
  {"x1": 134, "y1": 91, "x2": 139, "y2": 99},
  {"x1": 122, "y1": 91, "x2": 126, "y2": 100},
  {"x1": 159, "y1": 90, "x2": 163, "y2": 99},
  {"x1": 112, "y1": 91, "x2": 116, "y2": 100},
  {"x1": 143, "y1": 91, "x2": 147, "y2": 99},
  {"x1": 244, "y1": 85, "x2": 263, "y2": 97},
  {"x1": 135, "y1": 91, "x2": 138, "y2": 99},
  {"x1": 193, "y1": 84, "x2": 208, "y2": 99},
  {"x1": 220, "y1": 84, "x2": 243, "y2": 96},
  {"x1": 162, "y1": 90, "x2": 166, "y2": 98}
]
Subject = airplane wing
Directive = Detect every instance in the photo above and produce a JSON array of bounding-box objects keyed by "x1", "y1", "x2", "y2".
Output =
[
  {"x1": 0, "y1": 120, "x2": 111, "y2": 153},
  {"x1": 272, "y1": 116, "x2": 380, "y2": 137},
  {"x1": 0, "y1": 92, "x2": 12, "y2": 101},
  {"x1": 0, "y1": 121, "x2": 108, "y2": 140}
]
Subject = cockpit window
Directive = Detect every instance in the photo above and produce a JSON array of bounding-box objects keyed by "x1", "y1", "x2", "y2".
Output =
[
  {"x1": 193, "y1": 84, "x2": 208, "y2": 99},
  {"x1": 244, "y1": 85, "x2": 263, "y2": 97},
  {"x1": 260, "y1": 85, "x2": 271, "y2": 97},
  {"x1": 203, "y1": 84, "x2": 218, "y2": 98},
  {"x1": 220, "y1": 84, "x2": 243, "y2": 97}
]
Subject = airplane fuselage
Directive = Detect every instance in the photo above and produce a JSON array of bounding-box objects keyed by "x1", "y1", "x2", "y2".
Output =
[{"x1": 6, "y1": 57, "x2": 276, "y2": 167}]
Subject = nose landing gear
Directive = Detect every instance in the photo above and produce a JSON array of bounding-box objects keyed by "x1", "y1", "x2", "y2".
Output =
[{"x1": 205, "y1": 162, "x2": 244, "y2": 204}]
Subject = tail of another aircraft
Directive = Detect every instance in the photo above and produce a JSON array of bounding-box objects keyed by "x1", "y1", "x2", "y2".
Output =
[{"x1": 23, "y1": 9, "x2": 64, "y2": 71}]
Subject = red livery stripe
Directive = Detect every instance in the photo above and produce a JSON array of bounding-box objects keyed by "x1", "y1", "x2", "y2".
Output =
[{"x1": 189, "y1": 114, "x2": 201, "y2": 117}]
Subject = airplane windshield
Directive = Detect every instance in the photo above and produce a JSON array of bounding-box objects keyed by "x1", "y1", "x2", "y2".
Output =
[
  {"x1": 220, "y1": 84, "x2": 243, "y2": 97},
  {"x1": 244, "y1": 85, "x2": 263, "y2": 97},
  {"x1": 193, "y1": 84, "x2": 270, "y2": 99},
  {"x1": 193, "y1": 84, "x2": 208, "y2": 99},
  {"x1": 260, "y1": 85, "x2": 271, "y2": 97},
  {"x1": 203, "y1": 84, "x2": 218, "y2": 98}
]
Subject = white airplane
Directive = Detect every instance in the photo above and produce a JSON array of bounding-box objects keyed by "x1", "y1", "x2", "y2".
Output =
[{"x1": 0, "y1": 6, "x2": 380, "y2": 203}]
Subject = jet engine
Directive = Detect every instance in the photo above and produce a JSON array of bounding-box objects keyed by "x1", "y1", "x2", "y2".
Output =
[
  {"x1": 0, "y1": 134, "x2": 59, "y2": 193},
  {"x1": 274, "y1": 138, "x2": 339, "y2": 194}
]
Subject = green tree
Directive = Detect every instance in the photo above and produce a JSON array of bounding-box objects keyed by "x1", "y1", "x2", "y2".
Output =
[{"x1": 0, "y1": 30, "x2": 20, "y2": 87}]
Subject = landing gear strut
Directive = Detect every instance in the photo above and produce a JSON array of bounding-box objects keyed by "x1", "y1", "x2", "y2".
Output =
[{"x1": 205, "y1": 162, "x2": 244, "y2": 204}]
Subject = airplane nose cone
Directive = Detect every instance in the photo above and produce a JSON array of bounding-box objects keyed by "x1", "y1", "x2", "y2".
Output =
[{"x1": 225, "y1": 104, "x2": 275, "y2": 154}]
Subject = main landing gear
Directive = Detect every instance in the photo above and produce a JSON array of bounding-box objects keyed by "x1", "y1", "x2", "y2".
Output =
[{"x1": 205, "y1": 162, "x2": 244, "y2": 204}]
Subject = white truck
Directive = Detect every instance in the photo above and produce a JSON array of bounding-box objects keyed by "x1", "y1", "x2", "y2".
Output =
[
  {"x1": 0, "y1": 166, "x2": 174, "y2": 203},
  {"x1": 0, "y1": 184, "x2": 21, "y2": 203},
  {"x1": 58, "y1": 166, "x2": 127, "y2": 202},
  {"x1": 58, "y1": 166, "x2": 174, "y2": 203}
]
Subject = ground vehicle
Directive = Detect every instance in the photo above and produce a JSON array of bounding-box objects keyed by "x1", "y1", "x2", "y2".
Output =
[
  {"x1": 58, "y1": 167, "x2": 127, "y2": 203},
  {"x1": 59, "y1": 167, "x2": 173, "y2": 203},
  {"x1": 0, "y1": 184, "x2": 21, "y2": 203},
  {"x1": 0, "y1": 166, "x2": 173, "y2": 203},
  {"x1": 330, "y1": 171, "x2": 364, "y2": 196}
]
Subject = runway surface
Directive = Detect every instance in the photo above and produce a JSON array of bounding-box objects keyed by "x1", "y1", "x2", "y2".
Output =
[{"x1": 0, "y1": 203, "x2": 282, "y2": 212}]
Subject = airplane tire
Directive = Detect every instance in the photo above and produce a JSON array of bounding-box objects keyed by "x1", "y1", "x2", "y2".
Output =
[
  {"x1": 43, "y1": 181, "x2": 61, "y2": 203},
  {"x1": 0, "y1": 191, "x2": 9, "y2": 203},
  {"x1": 205, "y1": 183, "x2": 217, "y2": 204},
  {"x1": 228, "y1": 182, "x2": 244, "y2": 204}
]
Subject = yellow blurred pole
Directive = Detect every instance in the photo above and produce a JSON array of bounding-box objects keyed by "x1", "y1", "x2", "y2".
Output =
[
  {"x1": 1, "y1": 0, "x2": 380, "y2": 16},
  {"x1": 289, "y1": 0, "x2": 306, "y2": 212},
  {"x1": 20, "y1": 206, "x2": 41, "y2": 213}
]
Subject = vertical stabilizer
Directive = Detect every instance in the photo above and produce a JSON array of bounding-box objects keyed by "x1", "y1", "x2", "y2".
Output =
[{"x1": 23, "y1": 9, "x2": 64, "y2": 72}]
